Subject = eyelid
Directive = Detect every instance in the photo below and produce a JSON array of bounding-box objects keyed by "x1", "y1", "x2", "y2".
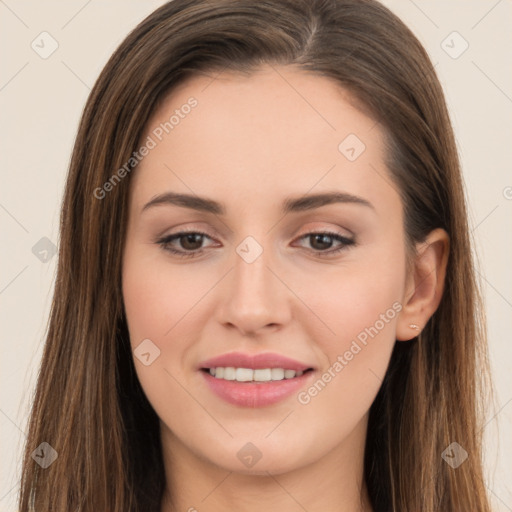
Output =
[
  {"x1": 159, "y1": 222, "x2": 353, "y2": 241},
  {"x1": 156, "y1": 226, "x2": 219, "y2": 245},
  {"x1": 294, "y1": 223, "x2": 355, "y2": 239}
]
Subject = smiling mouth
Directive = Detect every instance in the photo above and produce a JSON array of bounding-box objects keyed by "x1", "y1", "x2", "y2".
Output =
[{"x1": 201, "y1": 367, "x2": 314, "y2": 382}]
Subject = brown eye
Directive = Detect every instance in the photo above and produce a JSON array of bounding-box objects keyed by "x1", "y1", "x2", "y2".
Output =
[
  {"x1": 156, "y1": 231, "x2": 215, "y2": 258},
  {"x1": 309, "y1": 233, "x2": 336, "y2": 251},
  {"x1": 179, "y1": 233, "x2": 205, "y2": 251},
  {"x1": 296, "y1": 231, "x2": 355, "y2": 256}
]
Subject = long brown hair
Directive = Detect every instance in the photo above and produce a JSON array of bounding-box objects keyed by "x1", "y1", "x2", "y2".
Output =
[{"x1": 18, "y1": 0, "x2": 494, "y2": 510}]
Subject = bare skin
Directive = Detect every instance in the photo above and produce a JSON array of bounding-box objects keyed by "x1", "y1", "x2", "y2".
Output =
[{"x1": 121, "y1": 65, "x2": 449, "y2": 512}]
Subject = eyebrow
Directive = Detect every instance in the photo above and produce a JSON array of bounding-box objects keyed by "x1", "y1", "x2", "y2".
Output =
[{"x1": 141, "y1": 191, "x2": 374, "y2": 215}]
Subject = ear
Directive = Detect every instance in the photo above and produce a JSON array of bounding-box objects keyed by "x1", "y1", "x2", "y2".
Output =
[{"x1": 396, "y1": 228, "x2": 450, "y2": 342}]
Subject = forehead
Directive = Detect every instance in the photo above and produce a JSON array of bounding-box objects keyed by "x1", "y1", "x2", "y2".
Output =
[{"x1": 130, "y1": 65, "x2": 398, "y2": 217}]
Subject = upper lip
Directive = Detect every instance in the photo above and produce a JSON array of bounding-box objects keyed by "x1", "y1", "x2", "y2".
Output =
[{"x1": 198, "y1": 351, "x2": 314, "y2": 372}]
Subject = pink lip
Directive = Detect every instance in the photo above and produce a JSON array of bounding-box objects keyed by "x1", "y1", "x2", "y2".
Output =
[
  {"x1": 198, "y1": 351, "x2": 314, "y2": 372},
  {"x1": 197, "y1": 351, "x2": 316, "y2": 407},
  {"x1": 200, "y1": 370, "x2": 315, "y2": 407}
]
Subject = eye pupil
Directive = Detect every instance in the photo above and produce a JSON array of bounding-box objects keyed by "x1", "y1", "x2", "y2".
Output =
[
  {"x1": 310, "y1": 234, "x2": 333, "y2": 250},
  {"x1": 181, "y1": 233, "x2": 203, "y2": 250}
]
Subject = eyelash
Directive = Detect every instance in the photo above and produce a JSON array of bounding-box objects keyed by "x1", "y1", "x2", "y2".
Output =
[{"x1": 155, "y1": 229, "x2": 356, "y2": 259}]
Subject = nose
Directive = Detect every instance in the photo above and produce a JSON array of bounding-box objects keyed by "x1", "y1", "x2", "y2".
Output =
[{"x1": 216, "y1": 241, "x2": 292, "y2": 336}]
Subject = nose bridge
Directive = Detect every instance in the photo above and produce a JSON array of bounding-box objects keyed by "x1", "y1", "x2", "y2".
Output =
[
  {"x1": 232, "y1": 234, "x2": 277, "y2": 307},
  {"x1": 234, "y1": 237, "x2": 271, "y2": 295},
  {"x1": 218, "y1": 234, "x2": 291, "y2": 333}
]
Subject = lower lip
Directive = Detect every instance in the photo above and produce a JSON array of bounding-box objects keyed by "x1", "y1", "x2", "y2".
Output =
[{"x1": 200, "y1": 370, "x2": 314, "y2": 407}]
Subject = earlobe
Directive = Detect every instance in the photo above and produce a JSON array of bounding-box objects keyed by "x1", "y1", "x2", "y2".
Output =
[{"x1": 396, "y1": 228, "x2": 450, "y2": 341}]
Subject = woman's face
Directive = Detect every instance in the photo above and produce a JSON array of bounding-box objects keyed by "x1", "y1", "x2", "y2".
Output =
[{"x1": 122, "y1": 65, "x2": 412, "y2": 474}]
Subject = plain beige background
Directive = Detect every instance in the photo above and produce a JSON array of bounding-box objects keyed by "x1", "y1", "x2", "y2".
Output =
[{"x1": 1, "y1": 1, "x2": 511, "y2": 510}]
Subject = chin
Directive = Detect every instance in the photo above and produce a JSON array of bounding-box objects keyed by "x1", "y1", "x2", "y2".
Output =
[{"x1": 200, "y1": 440, "x2": 310, "y2": 476}]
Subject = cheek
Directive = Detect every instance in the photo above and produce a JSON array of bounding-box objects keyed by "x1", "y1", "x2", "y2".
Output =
[
  {"x1": 121, "y1": 248, "x2": 227, "y2": 397},
  {"x1": 121, "y1": 250, "x2": 210, "y2": 423},
  {"x1": 297, "y1": 242, "x2": 405, "y2": 351},
  {"x1": 121, "y1": 246, "x2": 197, "y2": 403},
  {"x1": 122, "y1": 248, "x2": 211, "y2": 343},
  {"x1": 294, "y1": 246, "x2": 405, "y2": 418}
]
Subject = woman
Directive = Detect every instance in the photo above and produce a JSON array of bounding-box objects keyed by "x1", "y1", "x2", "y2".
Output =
[{"x1": 18, "y1": 0, "x2": 494, "y2": 510}]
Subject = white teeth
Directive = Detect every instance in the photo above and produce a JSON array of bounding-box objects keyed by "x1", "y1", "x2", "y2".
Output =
[
  {"x1": 270, "y1": 368, "x2": 284, "y2": 380},
  {"x1": 209, "y1": 367, "x2": 308, "y2": 382},
  {"x1": 235, "y1": 368, "x2": 253, "y2": 381},
  {"x1": 223, "y1": 367, "x2": 236, "y2": 380},
  {"x1": 254, "y1": 369, "x2": 272, "y2": 381}
]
